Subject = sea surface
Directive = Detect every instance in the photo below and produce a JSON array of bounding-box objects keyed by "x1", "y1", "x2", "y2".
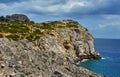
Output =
[{"x1": 79, "y1": 39, "x2": 120, "y2": 77}]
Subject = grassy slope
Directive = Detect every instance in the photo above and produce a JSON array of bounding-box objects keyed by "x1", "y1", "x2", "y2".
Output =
[{"x1": 0, "y1": 20, "x2": 80, "y2": 41}]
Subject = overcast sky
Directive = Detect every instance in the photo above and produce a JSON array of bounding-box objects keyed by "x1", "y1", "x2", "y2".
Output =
[{"x1": 0, "y1": 0, "x2": 120, "y2": 39}]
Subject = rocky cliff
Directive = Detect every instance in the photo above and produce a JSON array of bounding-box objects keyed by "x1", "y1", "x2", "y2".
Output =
[{"x1": 0, "y1": 17, "x2": 103, "y2": 77}]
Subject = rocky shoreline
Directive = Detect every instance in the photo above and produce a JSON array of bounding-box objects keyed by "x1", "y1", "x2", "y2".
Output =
[{"x1": 0, "y1": 14, "x2": 103, "y2": 77}]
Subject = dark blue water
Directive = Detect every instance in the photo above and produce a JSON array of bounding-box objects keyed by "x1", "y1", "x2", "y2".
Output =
[{"x1": 79, "y1": 39, "x2": 120, "y2": 77}]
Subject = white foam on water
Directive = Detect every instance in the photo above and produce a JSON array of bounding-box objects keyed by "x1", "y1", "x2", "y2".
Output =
[
  {"x1": 101, "y1": 57, "x2": 106, "y2": 60},
  {"x1": 101, "y1": 57, "x2": 110, "y2": 60}
]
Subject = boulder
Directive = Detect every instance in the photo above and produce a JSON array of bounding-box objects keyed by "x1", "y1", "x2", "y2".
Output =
[
  {"x1": 0, "y1": 14, "x2": 30, "y2": 22},
  {"x1": 6, "y1": 14, "x2": 30, "y2": 22}
]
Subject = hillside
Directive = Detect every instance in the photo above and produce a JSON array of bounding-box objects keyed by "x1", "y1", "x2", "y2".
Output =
[
  {"x1": 0, "y1": 20, "x2": 84, "y2": 41},
  {"x1": 0, "y1": 14, "x2": 102, "y2": 77}
]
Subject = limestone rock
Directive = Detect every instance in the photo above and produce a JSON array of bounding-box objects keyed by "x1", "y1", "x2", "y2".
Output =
[
  {"x1": 0, "y1": 20, "x2": 103, "y2": 77},
  {"x1": 0, "y1": 38, "x2": 103, "y2": 77}
]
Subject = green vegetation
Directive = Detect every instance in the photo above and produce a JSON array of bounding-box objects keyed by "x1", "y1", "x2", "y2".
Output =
[
  {"x1": 0, "y1": 22, "x2": 29, "y2": 33},
  {"x1": 0, "y1": 20, "x2": 79, "y2": 41},
  {"x1": 66, "y1": 24, "x2": 79, "y2": 28},
  {"x1": 0, "y1": 34, "x2": 3, "y2": 38},
  {"x1": 39, "y1": 23, "x2": 54, "y2": 30}
]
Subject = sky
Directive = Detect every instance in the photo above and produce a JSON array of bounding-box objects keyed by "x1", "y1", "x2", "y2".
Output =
[{"x1": 0, "y1": 0, "x2": 120, "y2": 39}]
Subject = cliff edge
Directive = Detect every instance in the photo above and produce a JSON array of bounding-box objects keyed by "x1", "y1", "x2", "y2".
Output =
[{"x1": 0, "y1": 14, "x2": 102, "y2": 77}]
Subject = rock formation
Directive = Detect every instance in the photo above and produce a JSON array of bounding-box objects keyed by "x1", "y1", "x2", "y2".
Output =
[
  {"x1": 0, "y1": 16, "x2": 103, "y2": 77},
  {"x1": 0, "y1": 14, "x2": 30, "y2": 22}
]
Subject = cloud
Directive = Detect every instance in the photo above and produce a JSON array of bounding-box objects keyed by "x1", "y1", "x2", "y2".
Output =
[
  {"x1": 0, "y1": 0, "x2": 120, "y2": 17},
  {"x1": 0, "y1": 0, "x2": 24, "y2": 3},
  {"x1": 24, "y1": 0, "x2": 88, "y2": 14},
  {"x1": 61, "y1": 0, "x2": 87, "y2": 12},
  {"x1": 97, "y1": 15, "x2": 120, "y2": 28},
  {"x1": 98, "y1": 22, "x2": 120, "y2": 28}
]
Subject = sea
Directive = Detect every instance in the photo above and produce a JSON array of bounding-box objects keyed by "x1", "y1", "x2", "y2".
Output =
[{"x1": 78, "y1": 39, "x2": 120, "y2": 77}]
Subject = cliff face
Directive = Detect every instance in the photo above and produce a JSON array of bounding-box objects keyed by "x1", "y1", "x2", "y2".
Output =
[
  {"x1": 0, "y1": 20, "x2": 102, "y2": 77},
  {"x1": 37, "y1": 20, "x2": 100, "y2": 62}
]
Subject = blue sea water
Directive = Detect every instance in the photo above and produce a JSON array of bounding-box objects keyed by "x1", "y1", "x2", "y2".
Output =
[{"x1": 79, "y1": 39, "x2": 120, "y2": 77}]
